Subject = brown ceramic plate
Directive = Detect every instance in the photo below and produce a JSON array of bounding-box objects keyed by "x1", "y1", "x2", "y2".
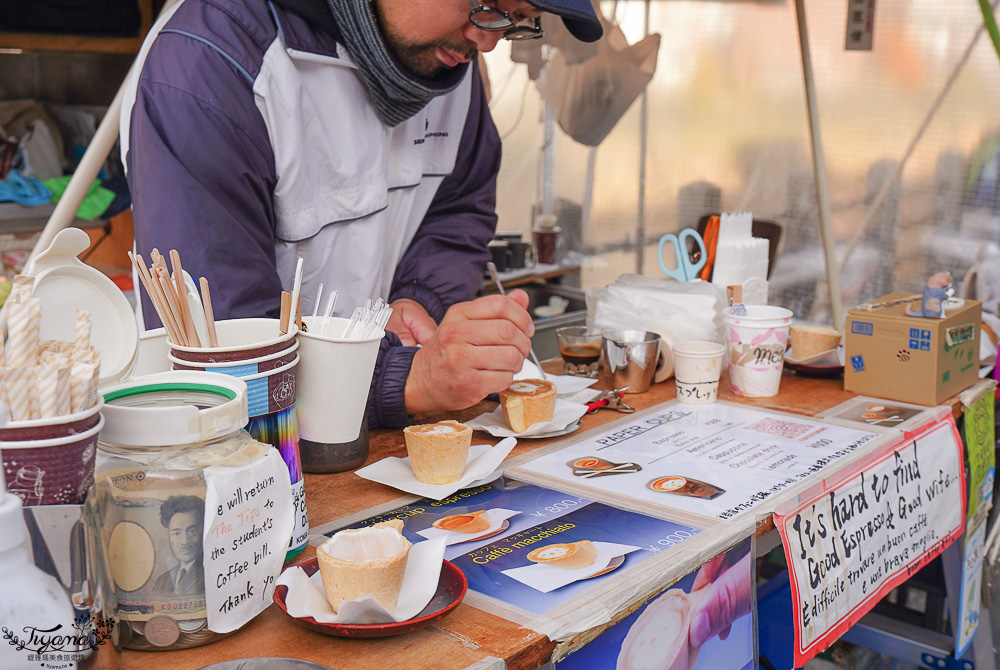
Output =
[{"x1": 273, "y1": 558, "x2": 467, "y2": 638}]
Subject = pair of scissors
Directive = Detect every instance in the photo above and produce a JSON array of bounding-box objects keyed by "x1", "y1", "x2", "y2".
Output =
[
  {"x1": 657, "y1": 229, "x2": 707, "y2": 281},
  {"x1": 586, "y1": 387, "x2": 635, "y2": 414}
]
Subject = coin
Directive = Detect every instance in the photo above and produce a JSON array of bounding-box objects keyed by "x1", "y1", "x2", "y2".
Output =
[{"x1": 144, "y1": 615, "x2": 181, "y2": 648}]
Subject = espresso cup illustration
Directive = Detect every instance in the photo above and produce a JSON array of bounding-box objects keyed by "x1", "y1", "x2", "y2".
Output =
[
  {"x1": 647, "y1": 475, "x2": 725, "y2": 500},
  {"x1": 432, "y1": 510, "x2": 491, "y2": 534}
]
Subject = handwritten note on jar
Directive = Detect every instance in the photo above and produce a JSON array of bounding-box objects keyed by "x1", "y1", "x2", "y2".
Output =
[
  {"x1": 202, "y1": 449, "x2": 294, "y2": 633},
  {"x1": 775, "y1": 417, "x2": 965, "y2": 667}
]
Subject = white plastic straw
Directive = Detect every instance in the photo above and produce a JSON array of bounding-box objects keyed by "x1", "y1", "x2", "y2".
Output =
[
  {"x1": 311, "y1": 283, "x2": 324, "y2": 327},
  {"x1": 289, "y1": 257, "x2": 305, "y2": 330},
  {"x1": 321, "y1": 290, "x2": 339, "y2": 337}
]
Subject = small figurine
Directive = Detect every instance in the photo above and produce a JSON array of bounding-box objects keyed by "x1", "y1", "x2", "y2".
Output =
[{"x1": 905, "y1": 271, "x2": 952, "y2": 318}]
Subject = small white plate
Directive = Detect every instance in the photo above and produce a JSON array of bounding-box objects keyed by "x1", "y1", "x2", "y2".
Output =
[
  {"x1": 463, "y1": 466, "x2": 504, "y2": 488},
  {"x1": 517, "y1": 419, "x2": 583, "y2": 440}
]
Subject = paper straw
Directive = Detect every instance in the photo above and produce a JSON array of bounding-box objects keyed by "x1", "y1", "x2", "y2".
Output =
[
  {"x1": 6, "y1": 299, "x2": 40, "y2": 368},
  {"x1": 37, "y1": 365, "x2": 70, "y2": 418},
  {"x1": 5, "y1": 366, "x2": 33, "y2": 421},
  {"x1": 69, "y1": 362, "x2": 99, "y2": 413},
  {"x1": 8, "y1": 275, "x2": 34, "y2": 305},
  {"x1": 54, "y1": 365, "x2": 71, "y2": 417},
  {"x1": 74, "y1": 309, "x2": 92, "y2": 352}
]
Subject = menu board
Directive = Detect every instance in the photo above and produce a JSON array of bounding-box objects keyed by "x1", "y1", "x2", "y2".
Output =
[
  {"x1": 320, "y1": 479, "x2": 700, "y2": 615},
  {"x1": 516, "y1": 402, "x2": 880, "y2": 520}
]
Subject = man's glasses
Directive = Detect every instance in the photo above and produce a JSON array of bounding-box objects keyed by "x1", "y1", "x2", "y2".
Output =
[{"x1": 468, "y1": 1, "x2": 543, "y2": 40}]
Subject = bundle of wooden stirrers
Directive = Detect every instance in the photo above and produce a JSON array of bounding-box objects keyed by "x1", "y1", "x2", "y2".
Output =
[{"x1": 128, "y1": 249, "x2": 219, "y2": 348}]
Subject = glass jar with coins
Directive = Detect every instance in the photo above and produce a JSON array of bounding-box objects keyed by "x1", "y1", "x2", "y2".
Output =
[{"x1": 89, "y1": 372, "x2": 263, "y2": 651}]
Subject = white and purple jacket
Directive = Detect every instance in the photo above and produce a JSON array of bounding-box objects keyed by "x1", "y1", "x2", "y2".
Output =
[{"x1": 122, "y1": 0, "x2": 501, "y2": 427}]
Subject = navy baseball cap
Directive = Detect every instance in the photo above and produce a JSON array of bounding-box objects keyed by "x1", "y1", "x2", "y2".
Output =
[{"x1": 528, "y1": 0, "x2": 603, "y2": 42}]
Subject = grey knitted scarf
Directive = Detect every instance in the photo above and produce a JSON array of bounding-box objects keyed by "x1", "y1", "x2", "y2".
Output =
[{"x1": 326, "y1": 0, "x2": 468, "y2": 127}]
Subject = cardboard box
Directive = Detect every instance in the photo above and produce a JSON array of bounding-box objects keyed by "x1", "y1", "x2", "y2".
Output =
[{"x1": 844, "y1": 292, "x2": 981, "y2": 406}]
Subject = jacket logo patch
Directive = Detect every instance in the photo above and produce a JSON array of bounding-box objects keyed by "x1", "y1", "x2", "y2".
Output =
[{"x1": 414, "y1": 130, "x2": 450, "y2": 145}]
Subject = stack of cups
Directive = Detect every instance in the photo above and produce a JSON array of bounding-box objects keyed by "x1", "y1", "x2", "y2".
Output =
[
  {"x1": 723, "y1": 305, "x2": 793, "y2": 397},
  {"x1": 0, "y1": 400, "x2": 104, "y2": 506},
  {"x1": 168, "y1": 318, "x2": 307, "y2": 561}
]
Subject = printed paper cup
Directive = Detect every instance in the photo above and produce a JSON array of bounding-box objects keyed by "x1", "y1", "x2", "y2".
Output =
[
  {"x1": 169, "y1": 318, "x2": 297, "y2": 363},
  {"x1": 1, "y1": 412, "x2": 104, "y2": 506},
  {"x1": 723, "y1": 305, "x2": 793, "y2": 397},
  {"x1": 231, "y1": 355, "x2": 299, "y2": 418},
  {"x1": 169, "y1": 339, "x2": 299, "y2": 374},
  {"x1": 672, "y1": 341, "x2": 725, "y2": 405}
]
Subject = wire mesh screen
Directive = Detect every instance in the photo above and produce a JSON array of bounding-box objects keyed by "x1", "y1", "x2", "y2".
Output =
[{"x1": 483, "y1": 0, "x2": 1000, "y2": 326}]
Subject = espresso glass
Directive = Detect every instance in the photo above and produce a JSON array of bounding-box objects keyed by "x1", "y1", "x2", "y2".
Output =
[{"x1": 555, "y1": 326, "x2": 603, "y2": 377}]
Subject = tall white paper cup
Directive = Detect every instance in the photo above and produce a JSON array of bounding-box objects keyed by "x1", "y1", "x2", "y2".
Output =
[
  {"x1": 723, "y1": 305, "x2": 793, "y2": 397},
  {"x1": 672, "y1": 341, "x2": 725, "y2": 404},
  {"x1": 297, "y1": 316, "x2": 384, "y2": 444}
]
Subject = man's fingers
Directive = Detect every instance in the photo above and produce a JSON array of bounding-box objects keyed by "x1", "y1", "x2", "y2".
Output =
[{"x1": 457, "y1": 294, "x2": 534, "y2": 336}]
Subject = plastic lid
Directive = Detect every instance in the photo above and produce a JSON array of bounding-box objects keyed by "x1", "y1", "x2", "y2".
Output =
[
  {"x1": 23, "y1": 228, "x2": 139, "y2": 388},
  {"x1": 100, "y1": 371, "x2": 249, "y2": 447},
  {"x1": 0, "y1": 493, "x2": 27, "y2": 550}
]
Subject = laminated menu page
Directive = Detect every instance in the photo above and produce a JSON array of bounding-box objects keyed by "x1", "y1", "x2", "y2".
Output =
[
  {"x1": 513, "y1": 401, "x2": 882, "y2": 521},
  {"x1": 314, "y1": 479, "x2": 701, "y2": 616}
]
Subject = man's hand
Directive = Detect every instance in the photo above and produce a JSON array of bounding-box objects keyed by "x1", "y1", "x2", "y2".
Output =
[
  {"x1": 386, "y1": 299, "x2": 438, "y2": 346},
  {"x1": 404, "y1": 290, "x2": 534, "y2": 415}
]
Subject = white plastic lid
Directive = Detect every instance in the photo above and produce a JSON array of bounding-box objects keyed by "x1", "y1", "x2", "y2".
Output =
[
  {"x1": 23, "y1": 228, "x2": 139, "y2": 388},
  {"x1": 100, "y1": 371, "x2": 249, "y2": 447},
  {"x1": 0, "y1": 493, "x2": 27, "y2": 550}
]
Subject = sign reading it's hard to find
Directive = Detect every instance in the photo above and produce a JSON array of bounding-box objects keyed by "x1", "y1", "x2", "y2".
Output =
[{"x1": 775, "y1": 416, "x2": 965, "y2": 667}]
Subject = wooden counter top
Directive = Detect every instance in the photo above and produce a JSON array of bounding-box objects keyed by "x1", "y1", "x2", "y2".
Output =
[{"x1": 121, "y1": 366, "x2": 945, "y2": 670}]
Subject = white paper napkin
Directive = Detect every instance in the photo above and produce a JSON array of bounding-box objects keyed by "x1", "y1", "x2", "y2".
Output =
[
  {"x1": 501, "y1": 541, "x2": 641, "y2": 593},
  {"x1": 515, "y1": 360, "x2": 598, "y2": 395},
  {"x1": 354, "y1": 438, "x2": 517, "y2": 499},
  {"x1": 276, "y1": 536, "x2": 447, "y2": 624},
  {"x1": 467, "y1": 399, "x2": 588, "y2": 438},
  {"x1": 415, "y1": 508, "x2": 522, "y2": 545}
]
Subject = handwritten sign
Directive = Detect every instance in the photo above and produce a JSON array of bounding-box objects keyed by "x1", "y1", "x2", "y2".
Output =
[
  {"x1": 202, "y1": 449, "x2": 294, "y2": 633},
  {"x1": 776, "y1": 417, "x2": 965, "y2": 667}
]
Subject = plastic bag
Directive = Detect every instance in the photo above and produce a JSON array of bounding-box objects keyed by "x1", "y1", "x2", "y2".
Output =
[
  {"x1": 535, "y1": 15, "x2": 660, "y2": 147},
  {"x1": 586, "y1": 275, "x2": 725, "y2": 381}
]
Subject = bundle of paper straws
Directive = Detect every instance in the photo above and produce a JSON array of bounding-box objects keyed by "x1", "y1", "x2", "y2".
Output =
[{"x1": 1, "y1": 276, "x2": 101, "y2": 420}]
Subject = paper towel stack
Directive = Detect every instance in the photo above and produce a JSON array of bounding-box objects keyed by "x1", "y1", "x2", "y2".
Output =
[{"x1": 711, "y1": 211, "x2": 769, "y2": 288}]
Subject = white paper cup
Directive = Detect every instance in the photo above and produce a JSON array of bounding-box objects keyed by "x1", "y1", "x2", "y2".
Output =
[
  {"x1": 723, "y1": 305, "x2": 793, "y2": 397},
  {"x1": 296, "y1": 316, "x2": 384, "y2": 444},
  {"x1": 672, "y1": 341, "x2": 725, "y2": 404}
]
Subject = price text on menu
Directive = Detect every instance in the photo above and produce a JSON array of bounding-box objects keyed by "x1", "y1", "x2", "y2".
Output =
[{"x1": 775, "y1": 417, "x2": 965, "y2": 667}]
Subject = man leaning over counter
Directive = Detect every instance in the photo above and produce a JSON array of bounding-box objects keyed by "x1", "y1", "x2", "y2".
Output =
[{"x1": 121, "y1": 0, "x2": 602, "y2": 427}]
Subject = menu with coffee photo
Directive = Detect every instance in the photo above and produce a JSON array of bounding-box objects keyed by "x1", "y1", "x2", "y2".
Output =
[
  {"x1": 513, "y1": 402, "x2": 883, "y2": 521},
  {"x1": 315, "y1": 479, "x2": 701, "y2": 615}
]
